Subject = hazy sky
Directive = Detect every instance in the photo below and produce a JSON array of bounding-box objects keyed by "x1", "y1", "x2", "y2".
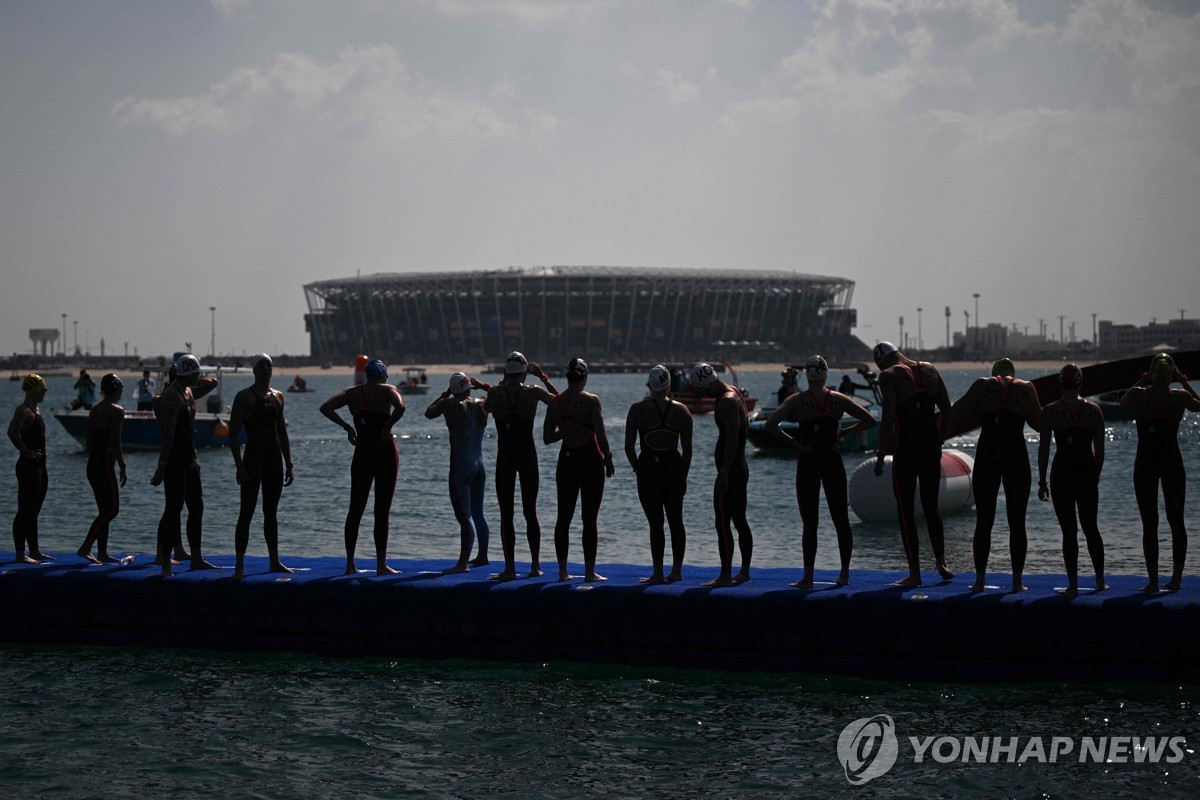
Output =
[{"x1": 2, "y1": 0, "x2": 1198, "y2": 359}]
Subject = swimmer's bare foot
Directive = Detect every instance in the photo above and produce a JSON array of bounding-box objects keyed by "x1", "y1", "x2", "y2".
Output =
[
  {"x1": 702, "y1": 575, "x2": 734, "y2": 587},
  {"x1": 344, "y1": 562, "x2": 358, "y2": 575},
  {"x1": 639, "y1": 573, "x2": 666, "y2": 585},
  {"x1": 232, "y1": 569, "x2": 245, "y2": 580},
  {"x1": 469, "y1": 556, "x2": 489, "y2": 567},
  {"x1": 584, "y1": 571, "x2": 607, "y2": 583},
  {"x1": 1162, "y1": 579, "x2": 1182, "y2": 592},
  {"x1": 1009, "y1": 580, "x2": 1027, "y2": 594},
  {"x1": 269, "y1": 561, "x2": 293, "y2": 574},
  {"x1": 969, "y1": 581, "x2": 986, "y2": 593},
  {"x1": 1137, "y1": 582, "x2": 1160, "y2": 593},
  {"x1": 77, "y1": 548, "x2": 101, "y2": 565},
  {"x1": 97, "y1": 553, "x2": 119, "y2": 564},
  {"x1": 443, "y1": 562, "x2": 470, "y2": 575},
  {"x1": 190, "y1": 559, "x2": 220, "y2": 571},
  {"x1": 1057, "y1": 585, "x2": 1079, "y2": 596},
  {"x1": 17, "y1": 554, "x2": 38, "y2": 565},
  {"x1": 936, "y1": 562, "x2": 955, "y2": 580},
  {"x1": 527, "y1": 564, "x2": 544, "y2": 578},
  {"x1": 556, "y1": 565, "x2": 571, "y2": 582},
  {"x1": 151, "y1": 557, "x2": 182, "y2": 567},
  {"x1": 894, "y1": 574, "x2": 923, "y2": 588},
  {"x1": 1095, "y1": 581, "x2": 1111, "y2": 592},
  {"x1": 835, "y1": 570, "x2": 850, "y2": 587},
  {"x1": 31, "y1": 551, "x2": 54, "y2": 562},
  {"x1": 489, "y1": 568, "x2": 518, "y2": 581},
  {"x1": 161, "y1": 568, "x2": 173, "y2": 577},
  {"x1": 376, "y1": 564, "x2": 399, "y2": 576},
  {"x1": 174, "y1": 549, "x2": 191, "y2": 562},
  {"x1": 732, "y1": 569, "x2": 751, "y2": 584},
  {"x1": 789, "y1": 577, "x2": 814, "y2": 589},
  {"x1": 666, "y1": 569, "x2": 682, "y2": 582}
]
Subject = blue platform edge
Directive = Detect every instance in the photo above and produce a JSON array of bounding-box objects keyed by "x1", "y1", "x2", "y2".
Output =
[{"x1": 2, "y1": 553, "x2": 1197, "y2": 683}]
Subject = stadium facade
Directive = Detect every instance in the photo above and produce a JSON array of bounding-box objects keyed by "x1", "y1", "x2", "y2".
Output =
[{"x1": 303, "y1": 266, "x2": 861, "y2": 365}]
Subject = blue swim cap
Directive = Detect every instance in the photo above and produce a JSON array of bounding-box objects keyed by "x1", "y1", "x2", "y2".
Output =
[{"x1": 365, "y1": 359, "x2": 388, "y2": 381}]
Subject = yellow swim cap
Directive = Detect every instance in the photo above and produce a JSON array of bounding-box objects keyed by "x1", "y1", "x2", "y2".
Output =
[
  {"x1": 991, "y1": 358, "x2": 1015, "y2": 378},
  {"x1": 1150, "y1": 353, "x2": 1175, "y2": 379},
  {"x1": 22, "y1": 374, "x2": 47, "y2": 394}
]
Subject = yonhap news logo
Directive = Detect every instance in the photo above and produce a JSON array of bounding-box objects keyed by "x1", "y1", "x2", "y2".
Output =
[{"x1": 836, "y1": 715, "x2": 1190, "y2": 786}]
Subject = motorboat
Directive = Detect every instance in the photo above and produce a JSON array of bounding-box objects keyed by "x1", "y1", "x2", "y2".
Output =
[
  {"x1": 747, "y1": 364, "x2": 881, "y2": 453},
  {"x1": 670, "y1": 362, "x2": 757, "y2": 414},
  {"x1": 396, "y1": 367, "x2": 431, "y2": 395}
]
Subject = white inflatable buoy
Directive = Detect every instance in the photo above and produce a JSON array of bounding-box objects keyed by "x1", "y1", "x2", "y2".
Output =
[{"x1": 848, "y1": 450, "x2": 975, "y2": 523}]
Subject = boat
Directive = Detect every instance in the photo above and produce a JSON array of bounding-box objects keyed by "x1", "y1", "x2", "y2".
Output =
[
  {"x1": 396, "y1": 366, "x2": 431, "y2": 396},
  {"x1": 671, "y1": 363, "x2": 757, "y2": 414},
  {"x1": 1093, "y1": 390, "x2": 1134, "y2": 422},
  {"x1": 286, "y1": 376, "x2": 313, "y2": 393},
  {"x1": 747, "y1": 364, "x2": 881, "y2": 453}
]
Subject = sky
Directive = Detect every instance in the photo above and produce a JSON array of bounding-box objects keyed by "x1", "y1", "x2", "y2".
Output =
[{"x1": 1, "y1": 0, "x2": 1198, "y2": 360}]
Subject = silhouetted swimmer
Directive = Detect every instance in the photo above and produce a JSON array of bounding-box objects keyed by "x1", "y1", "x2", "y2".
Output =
[
  {"x1": 483, "y1": 351, "x2": 557, "y2": 580},
  {"x1": 228, "y1": 354, "x2": 294, "y2": 579},
  {"x1": 625, "y1": 365, "x2": 693, "y2": 584},
  {"x1": 543, "y1": 357, "x2": 614, "y2": 582},
  {"x1": 1121, "y1": 353, "x2": 1200, "y2": 592},
  {"x1": 690, "y1": 363, "x2": 753, "y2": 587},
  {"x1": 8, "y1": 374, "x2": 51, "y2": 564},
  {"x1": 426, "y1": 372, "x2": 492, "y2": 574},
  {"x1": 1038, "y1": 364, "x2": 1108, "y2": 595},
  {"x1": 766, "y1": 356, "x2": 876, "y2": 588},
  {"x1": 321, "y1": 359, "x2": 405, "y2": 576},
  {"x1": 77, "y1": 374, "x2": 127, "y2": 564},
  {"x1": 872, "y1": 342, "x2": 954, "y2": 587},
  {"x1": 950, "y1": 358, "x2": 1042, "y2": 593}
]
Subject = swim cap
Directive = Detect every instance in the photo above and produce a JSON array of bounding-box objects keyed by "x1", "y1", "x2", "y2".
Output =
[
  {"x1": 647, "y1": 365, "x2": 671, "y2": 393},
  {"x1": 505, "y1": 351, "x2": 529, "y2": 375},
  {"x1": 22, "y1": 374, "x2": 47, "y2": 394},
  {"x1": 100, "y1": 373, "x2": 123, "y2": 395},
  {"x1": 1150, "y1": 352, "x2": 1175, "y2": 379},
  {"x1": 364, "y1": 359, "x2": 388, "y2": 381},
  {"x1": 250, "y1": 353, "x2": 272, "y2": 370},
  {"x1": 873, "y1": 341, "x2": 898, "y2": 368},
  {"x1": 174, "y1": 354, "x2": 201, "y2": 377},
  {"x1": 991, "y1": 357, "x2": 1015, "y2": 378},
  {"x1": 565, "y1": 357, "x2": 588, "y2": 379},
  {"x1": 690, "y1": 363, "x2": 718, "y2": 390},
  {"x1": 805, "y1": 355, "x2": 829, "y2": 382},
  {"x1": 449, "y1": 372, "x2": 472, "y2": 394},
  {"x1": 1059, "y1": 363, "x2": 1083, "y2": 390}
]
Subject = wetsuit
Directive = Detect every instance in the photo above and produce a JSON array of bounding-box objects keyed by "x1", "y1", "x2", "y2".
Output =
[
  {"x1": 795, "y1": 389, "x2": 852, "y2": 570},
  {"x1": 713, "y1": 397, "x2": 752, "y2": 573},
  {"x1": 494, "y1": 386, "x2": 541, "y2": 566},
  {"x1": 12, "y1": 409, "x2": 47, "y2": 556},
  {"x1": 84, "y1": 415, "x2": 120, "y2": 554},
  {"x1": 155, "y1": 390, "x2": 204, "y2": 560},
  {"x1": 1049, "y1": 400, "x2": 1103, "y2": 578},
  {"x1": 636, "y1": 399, "x2": 686, "y2": 570},
  {"x1": 448, "y1": 404, "x2": 490, "y2": 561},
  {"x1": 972, "y1": 377, "x2": 1030, "y2": 573},
  {"x1": 889, "y1": 364, "x2": 945, "y2": 569},
  {"x1": 235, "y1": 390, "x2": 285, "y2": 558},
  {"x1": 1133, "y1": 390, "x2": 1187, "y2": 576},
  {"x1": 346, "y1": 384, "x2": 399, "y2": 559},
  {"x1": 554, "y1": 395, "x2": 605, "y2": 567}
]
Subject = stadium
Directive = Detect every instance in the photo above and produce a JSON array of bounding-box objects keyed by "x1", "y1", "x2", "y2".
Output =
[{"x1": 303, "y1": 266, "x2": 861, "y2": 366}]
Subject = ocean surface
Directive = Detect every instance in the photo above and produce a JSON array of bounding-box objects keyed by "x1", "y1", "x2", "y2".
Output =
[{"x1": 3, "y1": 367, "x2": 1199, "y2": 798}]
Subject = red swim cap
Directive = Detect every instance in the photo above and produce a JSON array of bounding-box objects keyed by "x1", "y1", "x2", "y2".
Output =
[{"x1": 1059, "y1": 363, "x2": 1083, "y2": 389}]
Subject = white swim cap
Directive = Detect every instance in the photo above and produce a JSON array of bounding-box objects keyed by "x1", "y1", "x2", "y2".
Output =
[
  {"x1": 174, "y1": 354, "x2": 201, "y2": 376},
  {"x1": 647, "y1": 365, "x2": 671, "y2": 393},
  {"x1": 690, "y1": 363, "x2": 717, "y2": 390},
  {"x1": 449, "y1": 372, "x2": 472, "y2": 394},
  {"x1": 872, "y1": 341, "x2": 897, "y2": 368},
  {"x1": 505, "y1": 351, "x2": 529, "y2": 374},
  {"x1": 250, "y1": 353, "x2": 272, "y2": 370},
  {"x1": 805, "y1": 355, "x2": 828, "y2": 382}
]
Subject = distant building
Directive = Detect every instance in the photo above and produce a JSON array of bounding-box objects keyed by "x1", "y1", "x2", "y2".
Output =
[
  {"x1": 1099, "y1": 318, "x2": 1200, "y2": 357},
  {"x1": 303, "y1": 266, "x2": 862, "y2": 364}
]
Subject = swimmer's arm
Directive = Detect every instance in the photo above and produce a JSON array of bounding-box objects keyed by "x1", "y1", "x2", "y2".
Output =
[
  {"x1": 543, "y1": 401, "x2": 561, "y2": 445},
  {"x1": 386, "y1": 387, "x2": 406, "y2": 428},
  {"x1": 934, "y1": 375, "x2": 953, "y2": 438},
  {"x1": 714, "y1": 396, "x2": 739, "y2": 474},
  {"x1": 530, "y1": 385, "x2": 557, "y2": 405},
  {"x1": 679, "y1": 407, "x2": 693, "y2": 478},
  {"x1": 424, "y1": 392, "x2": 450, "y2": 419},
  {"x1": 7, "y1": 406, "x2": 33, "y2": 456},
  {"x1": 192, "y1": 376, "x2": 219, "y2": 399},
  {"x1": 1176, "y1": 372, "x2": 1200, "y2": 411},
  {"x1": 948, "y1": 379, "x2": 982, "y2": 427},
  {"x1": 1037, "y1": 419, "x2": 1052, "y2": 488},
  {"x1": 227, "y1": 389, "x2": 249, "y2": 468},
  {"x1": 155, "y1": 393, "x2": 182, "y2": 468},
  {"x1": 474, "y1": 398, "x2": 488, "y2": 429},
  {"x1": 623, "y1": 405, "x2": 639, "y2": 471},
  {"x1": 319, "y1": 390, "x2": 354, "y2": 435},
  {"x1": 1025, "y1": 384, "x2": 1044, "y2": 432},
  {"x1": 592, "y1": 396, "x2": 615, "y2": 475},
  {"x1": 875, "y1": 376, "x2": 896, "y2": 463},
  {"x1": 765, "y1": 395, "x2": 799, "y2": 450},
  {"x1": 1091, "y1": 406, "x2": 1105, "y2": 477},
  {"x1": 1120, "y1": 377, "x2": 1147, "y2": 408},
  {"x1": 109, "y1": 406, "x2": 126, "y2": 471},
  {"x1": 841, "y1": 395, "x2": 877, "y2": 432},
  {"x1": 529, "y1": 363, "x2": 558, "y2": 395},
  {"x1": 276, "y1": 392, "x2": 293, "y2": 479}
]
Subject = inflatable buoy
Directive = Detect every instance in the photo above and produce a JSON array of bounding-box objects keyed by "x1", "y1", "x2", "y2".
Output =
[
  {"x1": 213, "y1": 419, "x2": 229, "y2": 439},
  {"x1": 848, "y1": 450, "x2": 975, "y2": 522},
  {"x1": 354, "y1": 354, "x2": 369, "y2": 385}
]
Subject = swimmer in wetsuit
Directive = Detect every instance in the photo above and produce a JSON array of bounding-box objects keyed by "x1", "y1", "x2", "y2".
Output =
[
  {"x1": 228, "y1": 353, "x2": 294, "y2": 579},
  {"x1": 624, "y1": 364, "x2": 693, "y2": 584},
  {"x1": 77, "y1": 374, "x2": 127, "y2": 564},
  {"x1": 321, "y1": 359, "x2": 406, "y2": 576},
  {"x1": 691, "y1": 363, "x2": 754, "y2": 587},
  {"x1": 8, "y1": 374, "x2": 52, "y2": 564},
  {"x1": 1038, "y1": 363, "x2": 1108, "y2": 596},
  {"x1": 484, "y1": 351, "x2": 557, "y2": 580},
  {"x1": 1121, "y1": 352, "x2": 1200, "y2": 592},
  {"x1": 426, "y1": 372, "x2": 492, "y2": 574},
  {"x1": 150, "y1": 354, "x2": 220, "y2": 576},
  {"x1": 949, "y1": 358, "x2": 1042, "y2": 593},
  {"x1": 543, "y1": 357, "x2": 615, "y2": 582},
  {"x1": 872, "y1": 342, "x2": 955, "y2": 587},
  {"x1": 766, "y1": 355, "x2": 876, "y2": 588}
]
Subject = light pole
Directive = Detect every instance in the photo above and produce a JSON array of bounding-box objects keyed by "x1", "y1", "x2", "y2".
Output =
[
  {"x1": 916, "y1": 307, "x2": 923, "y2": 353},
  {"x1": 944, "y1": 306, "x2": 951, "y2": 350},
  {"x1": 209, "y1": 306, "x2": 217, "y2": 360},
  {"x1": 899, "y1": 316, "x2": 905, "y2": 350},
  {"x1": 972, "y1": 293, "x2": 980, "y2": 352},
  {"x1": 73, "y1": 320, "x2": 78, "y2": 357},
  {"x1": 1092, "y1": 312, "x2": 1097, "y2": 357}
]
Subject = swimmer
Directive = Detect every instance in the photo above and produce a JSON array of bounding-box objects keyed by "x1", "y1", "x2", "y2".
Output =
[
  {"x1": 483, "y1": 351, "x2": 558, "y2": 580},
  {"x1": 691, "y1": 363, "x2": 754, "y2": 587},
  {"x1": 1121, "y1": 353, "x2": 1200, "y2": 592},
  {"x1": 1038, "y1": 363, "x2": 1108, "y2": 595},
  {"x1": 321, "y1": 359, "x2": 406, "y2": 576},
  {"x1": 766, "y1": 356, "x2": 876, "y2": 588},
  {"x1": 227, "y1": 354, "x2": 294, "y2": 579},
  {"x1": 949, "y1": 358, "x2": 1042, "y2": 593},
  {"x1": 77, "y1": 374, "x2": 127, "y2": 564},
  {"x1": 426, "y1": 372, "x2": 492, "y2": 574},
  {"x1": 8, "y1": 374, "x2": 51, "y2": 564},
  {"x1": 624, "y1": 365, "x2": 693, "y2": 584},
  {"x1": 543, "y1": 357, "x2": 614, "y2": 582},
  {"x1": 872, "y1": 342, "x2": 955, "y2": 587}
]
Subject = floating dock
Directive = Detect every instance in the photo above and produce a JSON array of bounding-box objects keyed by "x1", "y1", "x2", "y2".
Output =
[{"x1": 2, "y1": 554, "x2": 1197, "y2": 682}]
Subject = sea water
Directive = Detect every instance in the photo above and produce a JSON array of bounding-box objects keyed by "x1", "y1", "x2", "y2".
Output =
[{"x1": 2, "y1": 368, "x2": 1199, "y2": 798}]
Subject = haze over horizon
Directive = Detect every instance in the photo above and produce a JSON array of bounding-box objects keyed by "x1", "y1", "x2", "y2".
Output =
[{"x1": 2, "y1": 0, "x2": 1198, "y2": 360}]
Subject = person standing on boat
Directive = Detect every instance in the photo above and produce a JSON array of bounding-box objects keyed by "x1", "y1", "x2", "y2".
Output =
[
  {"x1": 77, "y1": 374, "x2": 127, "y2": 564},
  {"x1": 691, "y1": 363, "x2": 754, "y2": 587},
  {"x1": 227, "y1": 353, "x2": 294, "y2": 579},
  {"x1": 624, "y1": 365, "x2": 693, "y2": 584},
  {"x1": 484, "y1": 351, "x2": 558, "y2": 580},
  {"x1": 1038, "y1": 363, "x2": 1108, "y2": 595},
  {"x1": 426, "y1": 373, "x2": 492, "y2": 573},
  {"x1": 8, "y1": 374, "x2": 52, "y2": 564},
  {"x1": 73, "y1": 369, "x2": 97, "y2": 410},
  {"x1": 136, "y1": 369, "x2": 156, "y2": 411},
  {"x1": 150, "y1": 354, "x2": 220, "y2": 575},
  {"x1": 766, "y1": 355, "x2": 876, "y2": 588},
  {"x1": 320, "y1": 359, "x2": 405, "y2": 576},
  {"x1": 872, "y1": 342, "x2": 955, "y2": 587},
  {"x1": 543, "y1": 357, "x2": 615, "y2": 582},
  {"x1": 1121, "y1": 353, "x2": 1200, "y2": 592},
  {"x1": 950, "y1": 358, "x2": 1042, "y2": 593}
]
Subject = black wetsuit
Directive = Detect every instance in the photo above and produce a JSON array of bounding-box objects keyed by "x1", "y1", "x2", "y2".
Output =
[
  {"x1": 972, "y1": 377, "x2": 1030, "y2": 573},
  {"x1": 554, "y1": 395, "x2": 605, "y2": 567},
  {"x1": 236, "y1": 390, "x2": 285, "y2": 557},
  {"x1": 1050, "y1": 400, "x2": 1103, "y2": 579},
  {"x1": 12, "y1": 409, "x2": 47, "y2": 556},
  {"x1": 84, "y1": 416, "x2": 120, "y2": 554},
  {"x1": 636, "y1": 399, "x2": 686, "y2": 570},
  {"x1": 889, "y1": 364, "x2": 945, "y2": 569},
  {"x1": 1133, "y1": 390, "x2": 1187, "y2": 576},
  {"x1": 494, "y1": 386, "x2": 541, "y2": 567},
  {"x1": 346, "y1": 385, "x2": 398, "y2": 558},
  {"x1": 156, "y1": 390, "x2": 204, "y2": 560},
  {"x1": 795, "y1": 389, "x2": 852, "y2": 570},
  {"x1": 713, "y1": 398, "x2": 752, "y2": 573}
]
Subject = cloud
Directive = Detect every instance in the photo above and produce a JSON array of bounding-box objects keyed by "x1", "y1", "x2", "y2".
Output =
[
  {"x1": 426, "y1": 0, "x2": 606, "y2": 23},
  {"x1": 210, "y1": 0, "x2": 250, "y2": 18},
  {"x1": 654, "y1": 69, "x2": 700, "y2": 105}
]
